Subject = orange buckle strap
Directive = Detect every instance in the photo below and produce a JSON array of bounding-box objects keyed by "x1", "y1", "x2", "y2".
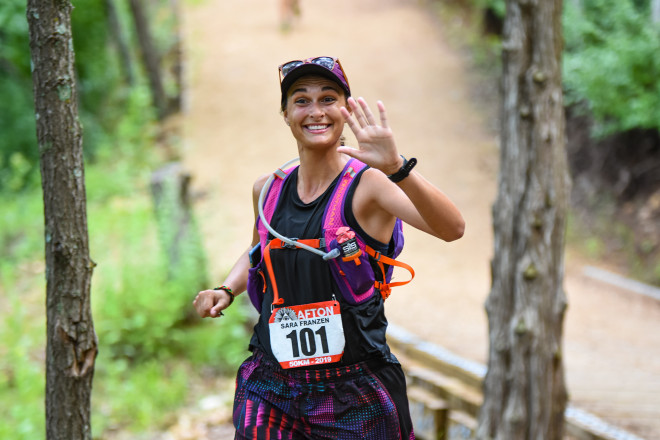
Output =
[
  {"x1": 341, "y1": 249, "x2": 362, "y2": 265},
  {"x1": 263, "y1": 241, "x2": 284, "y2": 307},
  {"x1": 366, "y1": 246, "x2": 415, "y2": 300},
  {"x1": 374, "y1": 281, "x2": 392, "y2": 300},
  {"x1": 270, "y1": 237, "x2": 323, "y2": 250}
]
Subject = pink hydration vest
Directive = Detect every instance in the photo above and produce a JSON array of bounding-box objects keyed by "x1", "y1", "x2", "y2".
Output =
[{"x1": 246, "y1": 159, "x2": 414, "y2": 312}]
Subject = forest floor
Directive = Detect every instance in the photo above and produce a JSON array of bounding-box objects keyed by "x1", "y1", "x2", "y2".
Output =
[{"x1": 169, "y1": 0, "x2": 660, "y2": 438}]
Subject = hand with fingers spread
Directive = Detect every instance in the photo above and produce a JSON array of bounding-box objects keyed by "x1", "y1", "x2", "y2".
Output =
[{"x1": 338, "y1": 97, "x2": 404, "y2": 176}]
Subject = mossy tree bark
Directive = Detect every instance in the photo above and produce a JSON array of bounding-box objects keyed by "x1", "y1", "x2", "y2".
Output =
[
  {"x1": 27, "y1": 1, "x2": 97, "y2": 439},
  {"x1": 476, "y1": 0, "x2": 569, "y2": 439}
]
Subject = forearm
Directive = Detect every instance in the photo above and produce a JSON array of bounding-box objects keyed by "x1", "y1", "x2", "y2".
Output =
[
  {"x1": 397, "y1": 171, "x2": 465, "y2": 241},
  {"x1": 218, "y1": 246, "x2": 251, "y2": 295}
]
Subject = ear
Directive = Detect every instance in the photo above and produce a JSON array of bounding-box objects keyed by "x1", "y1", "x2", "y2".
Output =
[
  {"x1": 341, "y1": 100, "x2": 353, "y2": 123},
  {"x1": 283, "y1": 111, "x2": 290, "y2": 126},
  {"x1": 343, "y1": 97, "x2": 353, "y2": 115}
]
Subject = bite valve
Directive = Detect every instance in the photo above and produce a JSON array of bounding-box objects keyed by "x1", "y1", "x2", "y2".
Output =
[{"x1": 323, "y1": 248, "x2": 341, "y2": 260}]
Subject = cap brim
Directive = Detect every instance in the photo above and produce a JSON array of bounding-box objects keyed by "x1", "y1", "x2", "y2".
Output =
[{"x1": 280, "y1": 64, "x2": 351, "y2": 99}]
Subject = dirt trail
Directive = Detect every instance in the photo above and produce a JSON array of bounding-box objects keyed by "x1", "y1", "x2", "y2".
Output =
[{"x1": 181, "y1": 0, "x2": 660, "y2": 437}]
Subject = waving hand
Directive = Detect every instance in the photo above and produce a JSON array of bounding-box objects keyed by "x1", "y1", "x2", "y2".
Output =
[{"x1": 338, "y1": 97, "x2": 403, "y2": 175}]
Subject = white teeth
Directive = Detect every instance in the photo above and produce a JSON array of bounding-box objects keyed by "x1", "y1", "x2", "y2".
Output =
[{"x1": 307, "y1": 125, "x2": 328, "y2": 130}]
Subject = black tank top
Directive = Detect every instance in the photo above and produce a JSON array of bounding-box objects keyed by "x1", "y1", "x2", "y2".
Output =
[{"x1": 248, "y1": 166, "x2": 399, "y2": 367}]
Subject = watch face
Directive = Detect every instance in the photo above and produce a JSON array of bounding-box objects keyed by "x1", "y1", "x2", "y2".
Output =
[
  {"x1": 389, "y1": 157, "x2": 416, "y2": 183},
  {"x1": 405, "y1": 157, "x2": 417, "y2": 170}
]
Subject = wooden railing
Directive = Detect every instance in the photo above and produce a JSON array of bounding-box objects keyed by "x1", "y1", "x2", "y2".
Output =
[{"x1": 387, "y1": 325, "x2": 649, "y2": 440}]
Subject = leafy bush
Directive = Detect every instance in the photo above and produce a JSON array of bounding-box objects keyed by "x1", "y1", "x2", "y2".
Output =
[
  {"x1": 0, "y1": 290, "x2": 45, "y2": 439},
  {"x1": 0, "y1": 0, "x2": 39, "y2": 191},
  {"x1": 0, "y1": 160, "x2": 251, "y2": 438},
  {"x1": 454, "y1": 0, "x2": 660, "y2": 138},
  {"x1": 88, "y1": 177, "x2": 250, "y2": 433},
  {"x1": 91, "y1": 191, "x2": 202, "y2": 362},
  {"x1": 563, "y1": 0, "x2": 660, "y2": 137},
  {"x1": 0, "y1": 1, "x2": 247, "y2": 437},
  {"x1": 92, "y1": 356, "x2": 189, "y2": 434},
  {"x1": 0, "y1": 0, "x2": 153, "y2": 191}
]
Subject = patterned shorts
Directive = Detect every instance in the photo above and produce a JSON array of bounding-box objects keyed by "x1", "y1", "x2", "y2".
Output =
[{"x1": 233, "y1": 350, "x2": 415, "y2": 440}]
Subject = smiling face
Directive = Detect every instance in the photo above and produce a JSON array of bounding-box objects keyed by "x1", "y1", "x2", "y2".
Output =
[{"x1": 283, "y1": 75, "x2": 349, "y2": 150}]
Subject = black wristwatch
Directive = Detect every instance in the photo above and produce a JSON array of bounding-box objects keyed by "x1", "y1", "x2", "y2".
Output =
[{"x1": 387, "y1": 156, "x2": 417, "y2": 183}]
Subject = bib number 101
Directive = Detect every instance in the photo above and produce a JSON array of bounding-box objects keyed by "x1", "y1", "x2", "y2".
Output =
[
  {"x1": 268, "y1": 301, "x2": 345, "y2": 369},
  {"x1": 285, "y1": 326, "x2": 329, "y2": 357}
]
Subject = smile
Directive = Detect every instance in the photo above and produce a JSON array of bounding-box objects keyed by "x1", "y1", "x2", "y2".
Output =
[{"x1": 306, "y1": 124, "x2": 330, "y2": 131}]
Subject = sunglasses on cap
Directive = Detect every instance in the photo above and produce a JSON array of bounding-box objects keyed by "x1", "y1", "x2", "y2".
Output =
[{"x1": 278, "y1": 56, "x2": 351, "y2": 92}]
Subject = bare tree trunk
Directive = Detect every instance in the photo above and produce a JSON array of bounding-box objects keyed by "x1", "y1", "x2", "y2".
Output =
[
  {"x1": 652, "y1": 0, "x2": 660, "y2": 25},
  {"x1": 168, "y1": 0, "x2": 185, "y2": 113},
  {"x1": 129, "y1": 0, "x2": 169, "y2": 119},
  {"x1": 476, "y1": 0, "x2": 569, "y2": 439},
  {"x1": 150, "y1": 162, "x2": 193, "y2": 276},
  {"x1": 26, "y1": 1, "x2": 97, "y2": 439},
  {"x1": 105, "y1": 0, "x2": 135, "y2": 85}
]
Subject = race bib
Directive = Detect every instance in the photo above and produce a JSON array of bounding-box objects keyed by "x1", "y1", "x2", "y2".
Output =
[{"x1": 269, "y1": 299, "x2": 345, "y2": 369}]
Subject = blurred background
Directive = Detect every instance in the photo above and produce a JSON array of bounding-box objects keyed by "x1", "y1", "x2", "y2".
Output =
[{"x1": 1, "y1": 0, "x2": 659, "y2": 438}]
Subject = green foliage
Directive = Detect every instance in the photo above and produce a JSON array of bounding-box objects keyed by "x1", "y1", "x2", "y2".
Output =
[
  {"x1": 0, "y1": 193, "x2": 44, "y2": 268},
  {"x1": 475, "y1": 0, "x2": 505, "y2": 18},
  {"x1": 0, "y1": 190, "x2": 46, "y2": 438},
  {"x1": 0, "y1": 291, "x2": 45, "y2": 439},
  {"x1": 92, "y1": 356, "x2": 189, "y2": 434},
  {"x1": 0, "y1": 1, "x2": 245, "y2": 437},
  {"x1": 91, "y1": 194, "x2": 195, "y2": 361},
  {"x1": 0, "y1": 159, "x2": 251, "y2": 438},
  {"x1": 562, "y1": 0, "x2": 660, "y2": 136},
  {"x1": 0, "y1": 0, "x2": 187, "y2": 191},
  {"x1": 0, "y1": 0, "x2": 158, "y2": 191},
  {"x1": 0, "y1": 0, "x2": 39, "y2": 190},
  {"x1": 71, "y1": 0, "x2": 142, "y2": 160},
  {"x1": 455, "y1": 0, "x2": 660, "y2": 138},
  {"x1": 87, "y1": 176, "x2": 250, "y2": 433}
]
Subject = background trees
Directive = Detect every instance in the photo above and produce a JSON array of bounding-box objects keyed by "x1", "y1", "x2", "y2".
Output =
[
  {"x1": 476, "y1": 0, "x2": 660, "y2": 286},
  {"x1": 1, "y1": 1, "x2": 248, "y2": 438}
]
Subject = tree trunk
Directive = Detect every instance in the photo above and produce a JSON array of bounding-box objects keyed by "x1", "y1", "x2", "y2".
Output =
[
  {"x1": 150, "y1": 162, "x2": 193, "y2": 276},
  {"x1": 476, "y1": 0, "x2": 569, "y2": 439},
  {"x1": 168, "y1": 0, "x2": 185, "y2": 113},
  {"x1": 652, "y1": 0, "x2": 660, "y2": 25},
  {"x1": 129, "y1": 0, "x2": 169, "y2": 119},
  {"x1": 105, "y1": 0, "x2": 135, "y2": 85},
  {"x1": 26, "y1": 2, "x2": 97, "y2": 439}
]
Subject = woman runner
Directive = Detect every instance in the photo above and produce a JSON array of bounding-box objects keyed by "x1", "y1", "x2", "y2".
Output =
[{"x1": 193, "y1": 56, "x2": 465, "y2": 439}]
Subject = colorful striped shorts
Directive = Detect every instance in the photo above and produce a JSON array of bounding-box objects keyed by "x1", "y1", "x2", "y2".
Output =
[{"x1": 232, "y1": 349, "x2": 415, "y2": 439}]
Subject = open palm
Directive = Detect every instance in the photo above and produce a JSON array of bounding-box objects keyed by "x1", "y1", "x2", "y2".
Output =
[{"x1": 339, "y1": 97, "x2": 402, "y2": 175}]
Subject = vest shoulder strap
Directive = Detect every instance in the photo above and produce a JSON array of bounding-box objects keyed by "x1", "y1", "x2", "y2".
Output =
[
  {"x1": 257, "y1": 165, "x2": 297, "y2": 251},
  {"x1": 322, "y1": 159, "x2": 367, "y2": 247}
]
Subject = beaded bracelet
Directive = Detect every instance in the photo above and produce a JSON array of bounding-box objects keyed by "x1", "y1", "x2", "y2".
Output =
[{"x1": 213, "y1": 285, "x2": 235, "y2": 306}]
